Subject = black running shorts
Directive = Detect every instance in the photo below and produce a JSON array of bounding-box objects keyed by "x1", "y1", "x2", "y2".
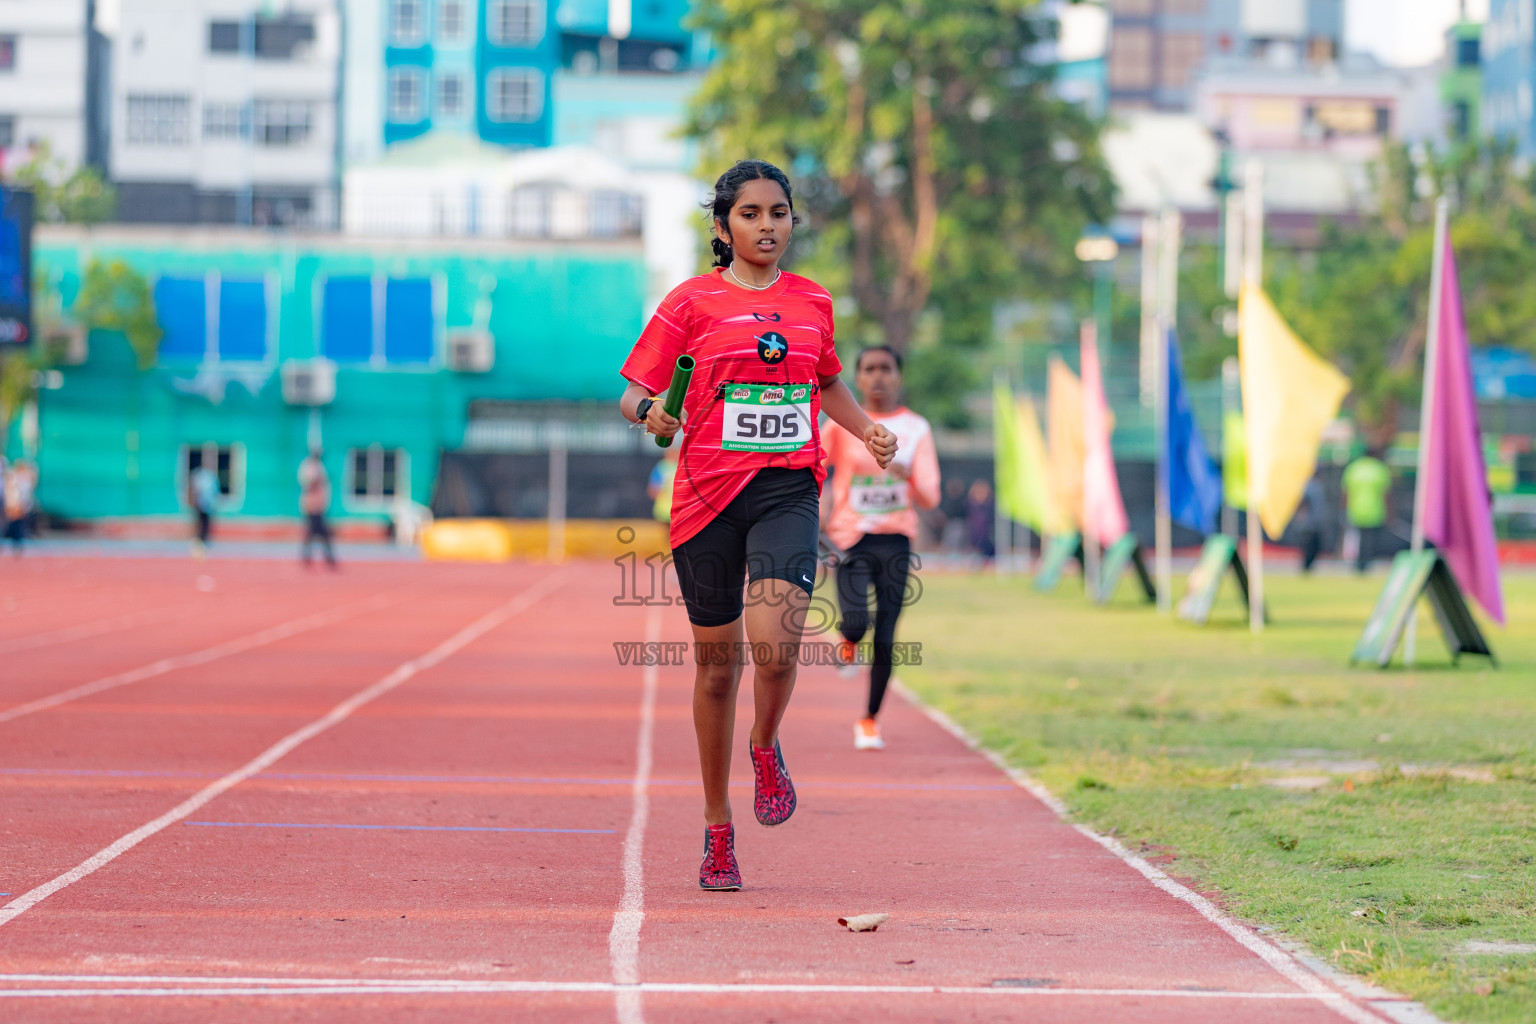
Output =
[{"x1": 671, "y1": 468, "x2": 820, "y2": 627}]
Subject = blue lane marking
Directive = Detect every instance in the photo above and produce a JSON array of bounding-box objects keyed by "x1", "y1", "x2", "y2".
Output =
[
  {"x1": 183, "y1": 821, "x2": 613, "y2": 834},
  {"x1": 0, "y1": 768, "x2": 1013, "y2": 791}
]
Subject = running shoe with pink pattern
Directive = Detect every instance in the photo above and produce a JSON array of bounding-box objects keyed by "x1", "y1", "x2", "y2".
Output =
[
  {"x1": 699, "y1": 822, "x2": 741, "y2": 890},
  {"x1": 750, "y1": 739, "x2": 797, "y2": 826}
]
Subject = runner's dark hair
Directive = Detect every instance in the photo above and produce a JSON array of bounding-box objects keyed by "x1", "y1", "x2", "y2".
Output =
[
  {"x1": 856, "y1": 345, "x2": 903, "y2": 372},
  {"x1": 704, "y1": 160, "x2": 797, "y2": 269}
]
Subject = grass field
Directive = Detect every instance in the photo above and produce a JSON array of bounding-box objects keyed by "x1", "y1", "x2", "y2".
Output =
[{"x1": 895, "y1": 563, "x2": 1535, "y2": 1024}]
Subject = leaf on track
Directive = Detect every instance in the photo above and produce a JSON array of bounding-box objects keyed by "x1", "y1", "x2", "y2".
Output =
[{"x1": 837, "y1": 913, "x2": 891, "y2": 932}]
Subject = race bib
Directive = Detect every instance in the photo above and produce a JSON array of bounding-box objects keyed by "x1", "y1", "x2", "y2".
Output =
[
  {"x1": 849, "y1": 474, "x2": 909, "y2": 515},
  {"x1": 721, "y1": 383, "x2": 815, "y2": 453}
]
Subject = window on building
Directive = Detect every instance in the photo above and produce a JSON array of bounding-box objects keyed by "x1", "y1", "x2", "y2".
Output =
[
  {"x1": 209, "y1": 21, "x2": 241, "y2": 53},
  {"x1": 439, "y1": 0, "x2": 466, "y2": 41},
  {"x1": 438, "y1": 73, "x2": 465, "y2": 116},
  {"x1": 218, "y1": 280, "x2": 270, "y2": 360},
  {"x1": 153, "y1": 276, "x2": 271, "y2": 361},
  {"x1": 1374, "y1": 106, "x2": 1390, "y2": 135},
  {"x1": 391, "y1": 0, "x2": 425, "y2": 44},
  {"x1": 348, "y1": 446, "x2": 408, "y2": 504},
  {"x1": 589, "y1": 190, "x2": 643, "y2": 237},
  {"x1": 1453, "y1": 100, "x2": 1471, "y2": 140},
  {"x1": 0, "y1": 35, "x2": 16, "y2": 71},
  {"x1": 0, "y1": 117, "x2": 14, "y2": 149},
  {"x1": 1160, "y1": 32, "x2": 1205, "y2": 89},
  {"x1": 320, "y1": 277, "x2": 436, "y2": 365},
  {"x1": 1108, "y1": 28, "x2": 1153, "y2": 91},
  {"x1": 487, "y1": 0, "x2": 545, "y2": 46},
  {"x1": 255, "y1": 15, "x2": 315, "y2": 59},
  {"x1": 127, "y1": 94, "x2": 191, "y2": 145},
  {"x1": 486, "y1": 68, "x2": 544, "y2": 123},
  {"x1": 183, "y1": 443, "x2": 243, "y2": 502},
  {"x1": 253, "y1": 100, "x2": 312, "y2": 145},
  {"x1": 203, "y1": 102, "x2": 249, "y2": 139},
  {"x1": 1458, "y1": 37, "x2": 1480, "y2": 69},
  {"x1": 388, "y1": 68, "x2": 424, "y2": 122}
]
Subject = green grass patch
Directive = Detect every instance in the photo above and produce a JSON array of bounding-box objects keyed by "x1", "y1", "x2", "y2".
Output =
[{"x1": 896, "y1": 568, "x2": 1536, "y2": 1024}]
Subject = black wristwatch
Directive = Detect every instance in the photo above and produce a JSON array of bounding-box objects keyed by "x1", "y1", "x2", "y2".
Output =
[{"x1": 635, "y1": 396, "x2": 655, "y2": 423}]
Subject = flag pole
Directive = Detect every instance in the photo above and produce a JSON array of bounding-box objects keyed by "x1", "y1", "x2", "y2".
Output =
[
  {"x1": 1242, "y1": 159, "x2": 1265, "y2": 634},
  {"x1": 1154, "y1": 207, "x2": 1181, "y2": 615},
  {"x1": 1080, "y1": 318, "x2": 1101, "y2": 601},
  {"x1": 1405, "y1": 195, "x2": 1451, "y2": 666},
  {"x1": 994, "y1": 368, "x2": 1009, "y2": 579},
  {"x1": 1140, "y1": 214, "x2": 1160, "y2": 410}
]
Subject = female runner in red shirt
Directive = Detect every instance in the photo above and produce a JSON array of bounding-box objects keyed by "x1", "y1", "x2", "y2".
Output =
[{"x1": 619, "y1": 160, "x2": 897, "y2": 890}]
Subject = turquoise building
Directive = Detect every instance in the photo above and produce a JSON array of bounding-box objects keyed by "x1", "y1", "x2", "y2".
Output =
[
  {"x1": 350, "y1": 0, "x2": 706, "y2": 165},
  {"x1": 11, "y1": 226, "x2": 646, "y2": 527}
]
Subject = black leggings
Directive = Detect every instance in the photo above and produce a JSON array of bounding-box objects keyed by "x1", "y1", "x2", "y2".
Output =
[{"x1": 836, "y1": 533, "x2": 913, "y2": 718}]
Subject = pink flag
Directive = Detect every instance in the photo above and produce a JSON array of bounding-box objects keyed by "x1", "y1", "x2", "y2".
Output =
[
  {"x1": 1080, "y1": 324, "x2": 1129, "y2": 547},
  {"x1": 1423, "y1": 237, "x2": 1505, "y2": 624}
]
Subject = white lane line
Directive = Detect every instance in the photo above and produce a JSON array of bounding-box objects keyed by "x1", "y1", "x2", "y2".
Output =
[
  {"x1": 0, "y1": 592, "x2": 403, "y2": 726},
  {"x1": 0, "y1": 606, "x2": 193, "y2": 656},
  {"x1": 608, "y1": 605, "x2": 662, "y2": 1024},
  {"x1": 0, "y1": 571, "x2": 564, "y2": 930},
  {"x1": 891, "y1": 680, "x2": 1418, "y2": 1024},
  {"x1": 0, "y1": 976, "x2": 1354, "y2": 1000}
]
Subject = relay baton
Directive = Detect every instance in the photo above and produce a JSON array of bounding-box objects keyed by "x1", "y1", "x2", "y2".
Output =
[{"x1": 654, "y1": 355, "x2": 695, "y2": 449}]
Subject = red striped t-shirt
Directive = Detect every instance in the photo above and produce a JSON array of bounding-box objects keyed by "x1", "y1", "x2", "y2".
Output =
[{"x1": 621, "y1": 268, "x2": 843, "y2": 547}]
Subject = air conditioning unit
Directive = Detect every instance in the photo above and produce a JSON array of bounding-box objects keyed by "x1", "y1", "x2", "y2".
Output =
[
  {"x1": 281, "y1": 359, "x2": 337, "y2": 406},
  {"x1": 44, "y1": 323, "x2": 87, "y2": 365},
  {"x1": 446, "y1": 330, "x2": 494, "y2": 373}
]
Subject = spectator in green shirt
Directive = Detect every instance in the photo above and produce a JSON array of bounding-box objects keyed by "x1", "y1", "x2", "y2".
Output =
[{"x1": 1342, "y1": 450, "x2": 1392, "y2": 572}]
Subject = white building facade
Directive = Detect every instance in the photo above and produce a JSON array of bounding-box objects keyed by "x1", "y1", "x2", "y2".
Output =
[
  {"x1": 0, "y1": 0, "x2": 103, "y2": 172},
  {"x1": 111, "y1": 0, "x2": 341, "y2": 226}
]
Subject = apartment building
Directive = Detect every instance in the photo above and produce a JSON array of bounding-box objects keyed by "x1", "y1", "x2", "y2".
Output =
[
  {"x1": 0, "y1": 0, "x2": 106, "y2": 172},
  {"x1": 111, "y1": 0, "x2": 341, "y2": 226}
]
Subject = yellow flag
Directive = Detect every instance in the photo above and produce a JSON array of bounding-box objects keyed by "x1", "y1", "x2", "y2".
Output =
[
  {"x1": 1046, "y1": 357, "x2": 1085, "y2": 532},
  {"x1": 1238, "y1": 284, "x2": 1350, "y2": 538}
]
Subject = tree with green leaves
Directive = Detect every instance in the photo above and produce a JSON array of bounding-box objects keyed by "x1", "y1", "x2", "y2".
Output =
[
  {"x1": 687, "y1": 0, "x2": 1113, "y2": 424},
  {"x1": 8, "y1": 140, "x2": 117, "y2": 224}
]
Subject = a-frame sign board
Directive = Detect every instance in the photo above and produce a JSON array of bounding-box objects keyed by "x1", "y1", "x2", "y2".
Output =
[
  {"x1": 1097, "y1": 534, "x2": 1156, "y2": 604},
  {"x1": 1351, "y1": 550, "x2": 1496, "y2": 668},
  {"x1": 1033, "y1": 532, "x2": 1084, "y2": 592},
  {"x1": 1177, "y1": 534, "x2": 1261, "y2": 626}
]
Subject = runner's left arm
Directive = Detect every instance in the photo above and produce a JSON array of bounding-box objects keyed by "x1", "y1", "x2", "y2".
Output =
[
  {"x1": 818, "y1": 375, "x2": 896, "y2": 469},
  {"x1": 909, "y1": 429, "x2": 942, "y2": 509}
]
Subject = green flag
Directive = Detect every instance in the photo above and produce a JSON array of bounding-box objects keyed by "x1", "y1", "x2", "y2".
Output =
[
  {"x1": 1222, "y1": 410, "x2": 1247, "y2": 511},
  {"x1": 994, "y1": 379, "x2": 1058, "y2": 532}
]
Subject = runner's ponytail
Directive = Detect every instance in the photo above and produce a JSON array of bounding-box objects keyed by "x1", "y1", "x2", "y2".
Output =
[{"x1": 703, "y1": 160, "x2": 797, "y2": 269}]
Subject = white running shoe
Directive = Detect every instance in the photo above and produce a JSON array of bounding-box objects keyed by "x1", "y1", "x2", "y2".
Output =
[
  {"x1": 835, "y1": 640, "x2": 859, "y2": 680},
  {"x1": 854, "y1": 718, "x2": 884, "y2": 750}
]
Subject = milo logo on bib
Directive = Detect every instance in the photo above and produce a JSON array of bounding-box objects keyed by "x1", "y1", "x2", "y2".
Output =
[{"x1": 722, "y1": 382, "x2": 814, "y2": 453}]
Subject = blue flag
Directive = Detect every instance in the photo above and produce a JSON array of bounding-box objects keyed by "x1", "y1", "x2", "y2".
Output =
[{"x1": 1165, "y1": 329, "x2": 1222, "y2": 534}]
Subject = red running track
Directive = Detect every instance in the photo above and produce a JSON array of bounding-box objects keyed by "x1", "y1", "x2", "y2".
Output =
[{"x1": 0, "y1": 556, "x2": 1406, "y2": 1022}]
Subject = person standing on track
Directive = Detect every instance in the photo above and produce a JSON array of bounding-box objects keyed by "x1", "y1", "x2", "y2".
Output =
[
  {"x1": 619, "y1": 159, "x2": 897, "y2": 892},
  {"x1": 188, "y1": 463, "x2": 219, "y2": 560},
  {"x1": 298, "y1": 447, "x2": 338, "y2": 569},
  {"x1": 821, "y1": 346, "x2": 939, "y2": 751}
]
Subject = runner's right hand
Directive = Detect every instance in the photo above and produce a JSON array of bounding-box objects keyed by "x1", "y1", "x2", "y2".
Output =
[{"x1": 646, "y1": 400, "x2": 683, "y2": 438}]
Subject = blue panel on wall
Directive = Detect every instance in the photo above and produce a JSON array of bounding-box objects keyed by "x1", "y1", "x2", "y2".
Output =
[
  {"x1": 384, "y1": 278, "x2": 434, "y2": 363},
  {"x1": 322, "y1": 277, "x2": 374, "y2": 363},
  {"x1": 154, "y1": 277, "x2": 207, "y2": 360},
  {"x1": 218, "y1": 280, "x2": 268, "y2": 361}
]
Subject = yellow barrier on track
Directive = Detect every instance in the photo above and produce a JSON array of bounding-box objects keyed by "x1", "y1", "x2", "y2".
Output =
[{"x1": 421, "y1": 519, "x2": 669, "y2": 562}]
